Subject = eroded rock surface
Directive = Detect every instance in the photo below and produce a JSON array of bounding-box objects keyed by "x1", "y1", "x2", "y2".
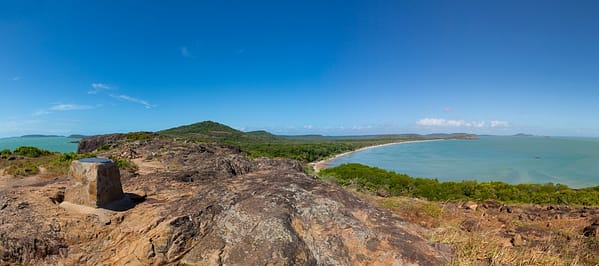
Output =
[{"x1": 1, "y1": 136, "x2": 449, "y2": 265}]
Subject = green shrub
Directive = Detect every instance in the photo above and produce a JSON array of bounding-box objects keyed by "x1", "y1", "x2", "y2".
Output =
[
  {"x1": 241, "y1": 142, "x2": 361, "y2": 162},
  {"x1": 13, "y1": 146, "x2": 51, "y2": 157},
  {"x1": 0, "y1": 149, "x2": 11, "y2": 156},
  {"x1": 319, "y1": 163, "x2": 599, "y2": 206},
  {"x1": 97, "y1": 144, "x2": 112, "y2": 151},
  {"x1": 125, "y1": 132, "x2": 153, "y2": 141},
  {"x1": 111, "y1": 157, "x2": 138, "y2": 172}
]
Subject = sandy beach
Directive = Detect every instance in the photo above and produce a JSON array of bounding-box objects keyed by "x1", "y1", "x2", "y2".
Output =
[{"x1": 310, "y1": 139, "x2": 444, "y2": 173}]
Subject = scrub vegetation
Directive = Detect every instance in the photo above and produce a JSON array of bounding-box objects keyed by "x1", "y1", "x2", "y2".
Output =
[
  {"x1": 0, "y1": 147, "x2": 96, "y2": 177},
  {"x1": 319, "y1": 163, "x2": 599, "y2": 206}
]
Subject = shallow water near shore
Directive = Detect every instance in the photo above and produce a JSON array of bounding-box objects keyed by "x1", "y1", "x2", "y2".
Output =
[
  {"x1": 0, "y1": 137, "x2": 79, "y2": 153},
  {"x1": 329, "y1": 136, "x2": 599, "y2": 188}
]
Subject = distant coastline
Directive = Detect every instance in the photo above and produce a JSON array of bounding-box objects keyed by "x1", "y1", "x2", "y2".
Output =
[
  {"x1": 311, "y1": 139, "x2": 445, "y2": 173},
  {"x1": 20, "y1": 134, "x2": 64, "y2": 138}
]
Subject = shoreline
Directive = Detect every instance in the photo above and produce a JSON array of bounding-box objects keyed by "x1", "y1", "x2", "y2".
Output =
[{"x1": 310, "y1": 139, "x2": 444, "y2": 173}]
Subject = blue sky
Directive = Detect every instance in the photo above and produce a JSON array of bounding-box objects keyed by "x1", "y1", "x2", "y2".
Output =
[{"x1": 1, "y1": 1, "x2": 599, "y2": 137}]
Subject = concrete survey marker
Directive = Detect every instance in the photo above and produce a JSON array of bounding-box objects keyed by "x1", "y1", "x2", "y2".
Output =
[{"x1": 64, "y1": 158, "x2": 124, "y2": 207}]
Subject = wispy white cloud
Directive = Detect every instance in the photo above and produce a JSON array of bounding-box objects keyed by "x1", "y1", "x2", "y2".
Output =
[
  {"x1": 33, "y1": 103, "x2": 94, "y2": 116},
  {"x1": 417, "y1": 118, "x2": 509, "y2": 128},
  {"x1": 49, "y1": 104, "x2": 94, "y2": 111},
  {"x1": 33, "y1": 110, "x2": 51, "y2": 116},
  {"x1": 88, "y1": 83, "x2": 113, "y2": 94},
  {"x1": 180, "y1": 46, "x2": 193, "y2": 58},
  {"x1": 352, "y1": 125, "x2": 374, "y2": 130},
  {"x1": 91, "y1": 83, "x2": 111, "y2": 90},
  {"x1": 110, "y1": 94, "x2": 155, "y2": 109},
  {"x1": 417, "y1": 118, "x2": 470, "y2": 127},
  {"x1": 12, "y1": 76, "x2": 21, "y2": 81}
]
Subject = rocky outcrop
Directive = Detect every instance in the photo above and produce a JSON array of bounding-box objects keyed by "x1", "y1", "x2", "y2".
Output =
[
  {"x1": 0, "y1": 137, "x2": 449, "y2": 265},
  {"x1": 106, "y1": 170, "x2": 446, "y2": 265},
  {"x1": 77, "y1": 133, "x2": 125, "y2": 153}
]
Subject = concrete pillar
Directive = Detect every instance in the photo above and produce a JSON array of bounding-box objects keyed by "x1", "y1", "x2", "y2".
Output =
[{"x1": 64, "y1": 158, "x2": 124, "y2": 207}]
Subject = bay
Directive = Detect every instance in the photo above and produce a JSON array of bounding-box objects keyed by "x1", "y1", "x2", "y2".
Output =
[
  {"x1": 0, "y1": 137, "x2": 79, "y2": 153},
  {"x1": 329, "y1": 136, "x2": 599, "y2": 188}
]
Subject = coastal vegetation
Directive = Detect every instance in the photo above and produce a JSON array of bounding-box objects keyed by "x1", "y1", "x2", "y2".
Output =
[
  {"x1": 13, "y1": 146, "x2": 52, "y2": 157},
  {"x1": 1, "y1": 146, "x2": 53, "y2": 159},
  {"x1": 319, "y1": 163, "x2": 599, "y2": 206},
  {"x1": 240, "y1": 141, "x2": 384, "y2": 162},
  {"x1": 0, "y1": 146, "x2": 125, "y2": 177}
]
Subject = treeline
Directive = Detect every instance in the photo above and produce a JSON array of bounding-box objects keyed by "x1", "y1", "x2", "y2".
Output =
[
  {"x1": 319, "y1": 163, "x2": 599, "y2": 206},
  {"x1": 240, "y1": 142, "x2": 361, "y2": 162},
  {"x1": 1, "y1": 146, "x2": 52, "y2": 158},
  {"x1": 238, "y1": 138, "x2": 428, "y2": 162}
]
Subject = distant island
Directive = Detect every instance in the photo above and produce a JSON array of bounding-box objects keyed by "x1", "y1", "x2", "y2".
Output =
[
  {"x1": 513, "y1": 133, "x2": 535, "y2": 137},
  {"x1": 67, "y1": 134, "x2": 87, "y2": 139},
  {"x1": 20, "y1": 134, "x2": 64, "y2": 138}
]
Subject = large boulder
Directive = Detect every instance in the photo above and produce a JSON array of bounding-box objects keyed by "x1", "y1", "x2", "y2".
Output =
[{"x1": 64, "y1": 158, "x2": 124, "y2": 207}]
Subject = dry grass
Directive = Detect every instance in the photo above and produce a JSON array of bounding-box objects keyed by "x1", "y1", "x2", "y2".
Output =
[
  {"x1": 0, "y1": 154, "x2": 67, "y2": 178},
  {"x1": 360, "y1": 193, "x2": 599, "y2": 265}
]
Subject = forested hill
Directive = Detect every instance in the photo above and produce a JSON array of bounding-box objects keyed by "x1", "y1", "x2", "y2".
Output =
[{"x1": 158, "y1": 121, "x2": 279, "y2": 143}]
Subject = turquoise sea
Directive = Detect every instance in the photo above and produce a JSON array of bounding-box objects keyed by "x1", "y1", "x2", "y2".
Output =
[
  {"x1": 0, "y1": 137, "x2": 79, "y2": 153},
  {"x1": 329, "y1": 136, "x2": 599, "y2": 188}
]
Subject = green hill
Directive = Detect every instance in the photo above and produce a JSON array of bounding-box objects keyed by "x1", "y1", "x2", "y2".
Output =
[
  {"x1": 160, "y1": 121, "x2": 241, "y2": 136},
  {"x1": 158, "y1": 121, "x2": 280, "y2": 143}
]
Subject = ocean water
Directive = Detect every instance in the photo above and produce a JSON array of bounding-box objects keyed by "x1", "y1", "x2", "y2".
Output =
[
  {"x1": 0, "y1": 137, "x2": 79, "y2": 153},
  {"x1": 329, "y1": 136, "x2": 599, "y2": 188}
]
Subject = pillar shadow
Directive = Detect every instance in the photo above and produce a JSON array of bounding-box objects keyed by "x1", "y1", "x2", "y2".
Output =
[{"x1": 101, "y1": 193, "x2": 146, "y2": 211}]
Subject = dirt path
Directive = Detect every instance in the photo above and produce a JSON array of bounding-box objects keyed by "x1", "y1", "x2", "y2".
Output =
[{"x1": 132, "y1": 158, "x2": 165, "y2": 175}]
